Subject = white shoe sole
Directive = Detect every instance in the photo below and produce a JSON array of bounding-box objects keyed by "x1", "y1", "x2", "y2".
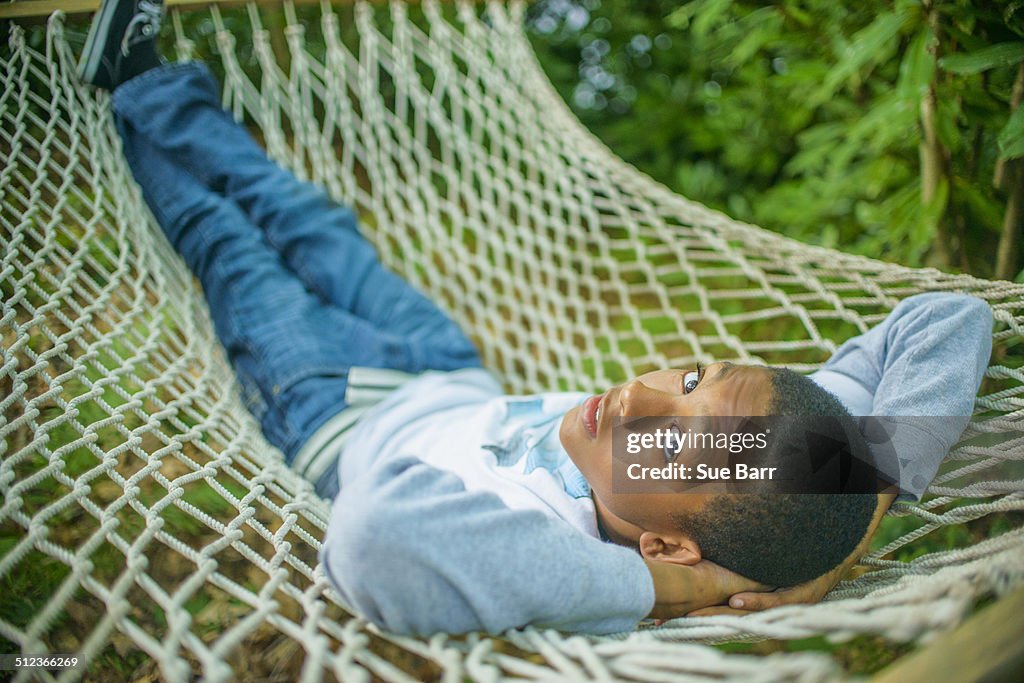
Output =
[{"x1": 77, "y1": 0, "x2": 123, "y2": 85}]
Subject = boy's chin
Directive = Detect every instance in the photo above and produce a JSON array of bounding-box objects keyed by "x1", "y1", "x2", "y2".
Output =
[
  {"x1": 558, "y1": 408, "x2": 584, "y2": 463},
  {"x1": 557, "y1": 408, "x2": 575, "y2": 449}
]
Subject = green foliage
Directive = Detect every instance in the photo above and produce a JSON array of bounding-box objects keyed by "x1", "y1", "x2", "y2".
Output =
[
  {"x1": 999, "y1": 104, "x2": 1024, "y2": 158},
  {"x1": 939, "y1": 41, "x2": 1024, "y2": 73},
  {"x1": 527, "y1": 0, "x2": 1024, "y2": 277}
]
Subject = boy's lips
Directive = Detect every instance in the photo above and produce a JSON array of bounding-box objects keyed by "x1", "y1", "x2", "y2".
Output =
[{"x1": 580, "y1": 393, "x2": 604, "y2": 438}]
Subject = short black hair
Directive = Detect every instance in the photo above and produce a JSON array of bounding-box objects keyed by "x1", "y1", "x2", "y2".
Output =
[{"x1": 671, "y1": 368, "x2": 877, "y2": 587}]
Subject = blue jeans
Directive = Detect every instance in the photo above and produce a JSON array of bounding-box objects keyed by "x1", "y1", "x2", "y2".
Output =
[{"x1": 112, "y1": 62, "x2": 481, "y2": 496}]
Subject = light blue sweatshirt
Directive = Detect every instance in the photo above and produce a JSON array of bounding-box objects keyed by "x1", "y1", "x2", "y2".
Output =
[{"x1": 319, "y1": 293, "x2": 992, "y2": 636}]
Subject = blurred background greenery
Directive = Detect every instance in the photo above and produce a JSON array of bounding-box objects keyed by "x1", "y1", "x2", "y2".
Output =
[{"x1": 525, "y1": 0, "x2": 1024, "y2": 280}]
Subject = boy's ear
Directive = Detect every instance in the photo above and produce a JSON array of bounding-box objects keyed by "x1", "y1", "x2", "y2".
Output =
[{"x1": 638, "y1": 531, "x2": 702, "y2": 565}]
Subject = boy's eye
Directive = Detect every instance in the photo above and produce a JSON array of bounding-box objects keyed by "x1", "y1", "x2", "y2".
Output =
[
  {"x1": 664, "y1": 423, "x2": 681, "y2": 462},
  {"x1": 681, "y1": 369, "x2": 701, "y2": 394}
]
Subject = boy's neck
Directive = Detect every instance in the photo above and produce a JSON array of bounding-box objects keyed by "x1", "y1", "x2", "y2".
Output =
[{"x1": 591, "y1": 491, "x2": 641, "y2": 550}]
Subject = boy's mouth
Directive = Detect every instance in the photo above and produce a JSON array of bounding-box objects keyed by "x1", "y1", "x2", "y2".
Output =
[{"x1": 580, "y1": 393, "x2": 604, "y2": 438}]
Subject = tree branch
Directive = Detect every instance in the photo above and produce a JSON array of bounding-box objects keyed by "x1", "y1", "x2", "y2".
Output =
[
  {"x1": 994, "y1": 63, "x2": 1024, "y2": 281},
  {"x1": 921, "y1": 3, "x2": 952, "y2": 268}
]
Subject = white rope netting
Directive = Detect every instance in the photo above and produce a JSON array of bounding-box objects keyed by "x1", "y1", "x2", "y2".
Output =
[{"x1": 2, "y1": 0, "x2": 1023, "y2": 680}]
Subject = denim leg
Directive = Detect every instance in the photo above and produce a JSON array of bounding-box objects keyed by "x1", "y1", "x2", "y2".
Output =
[
  {"x1": 114, "y1": 105, "x2": 430, "y2": 461},
  {"x1": 112, "y1": 62, "x2": 481, "y2": 372}
]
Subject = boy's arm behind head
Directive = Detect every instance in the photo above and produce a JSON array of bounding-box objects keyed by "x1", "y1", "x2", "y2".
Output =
[{"x1": 818, "y1": 293, "x2": 993, "y2": 500}]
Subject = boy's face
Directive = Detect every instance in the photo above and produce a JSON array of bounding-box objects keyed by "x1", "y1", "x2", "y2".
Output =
[{"x1": 559, "y1": 363, "x2": 775, "y2": 539}]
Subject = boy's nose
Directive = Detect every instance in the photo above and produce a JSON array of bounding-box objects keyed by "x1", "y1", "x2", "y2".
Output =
[{"x1": 619, "y1": 379, "x2": 672, "y2": 417}]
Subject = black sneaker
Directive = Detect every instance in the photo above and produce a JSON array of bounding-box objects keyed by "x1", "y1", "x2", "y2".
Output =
[{"x1": 78, "y1": 0, "x2": 165, "y2": 90}]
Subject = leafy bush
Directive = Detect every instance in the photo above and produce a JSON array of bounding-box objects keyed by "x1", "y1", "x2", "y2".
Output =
[{"x1": 528, "y1": 0, "x2": 1024, "y2": 279}]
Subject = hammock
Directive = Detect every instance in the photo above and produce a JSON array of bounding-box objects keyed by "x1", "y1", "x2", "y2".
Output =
[{"x1": 1, "y1": 0, "x2": 1023, "y2": 680}]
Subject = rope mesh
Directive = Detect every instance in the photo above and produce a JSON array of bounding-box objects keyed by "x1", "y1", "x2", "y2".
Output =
[{"x1": 2, "y1": 1, "x2": 1023, "y2": 680}]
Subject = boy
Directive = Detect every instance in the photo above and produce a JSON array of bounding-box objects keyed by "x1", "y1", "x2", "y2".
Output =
[{"x1": 79, "y1": 0, "x2": 993, "y2": 636}]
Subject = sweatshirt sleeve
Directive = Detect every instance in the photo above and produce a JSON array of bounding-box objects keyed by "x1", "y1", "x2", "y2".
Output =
[
  {"x1": 319, "y1": 454, "x2": 655, "y2": 636},
  {"x1": 811, "y1": 292, "x2": 993, "y2": 500}
]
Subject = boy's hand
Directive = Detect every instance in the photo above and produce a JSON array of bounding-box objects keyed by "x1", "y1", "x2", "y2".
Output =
[
  {"x1": 687, "y1": 492, "x2": 898, "y2": 617},
  {"x1": 645, "y1": 558, "x2": 771, "y2": 620},
  {"x1": 684, "y1": 557, "x2": 845, "y2": 616}
]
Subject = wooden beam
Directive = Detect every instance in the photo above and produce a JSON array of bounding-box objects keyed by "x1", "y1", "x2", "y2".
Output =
[
  {"x1": 0, "y1": 0, "x2": 494, "y2": 20},
  {"x1": 1, "y1": 0, "x2": 94, "y2": 17},
  {"x1": 872, "y1": 585, "x2": 1024, "y2": 683},
  {"x1": 0, "y1": 0, "x2": 329, "y2": 20}
]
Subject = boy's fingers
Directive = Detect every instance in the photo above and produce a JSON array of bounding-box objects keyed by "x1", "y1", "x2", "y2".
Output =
[
  {"x1": 730, "y1": 584, "x2": 826, "y2": 611},
  {"x1": 727, "y1": 592, "x2": 784, "y2": 611},
  {"x1": 732, "y1": 579, "x2": 774, "y2": 594},
  {"x1": 685, "y1": 606, "x2": 755, "y2": 617}
]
